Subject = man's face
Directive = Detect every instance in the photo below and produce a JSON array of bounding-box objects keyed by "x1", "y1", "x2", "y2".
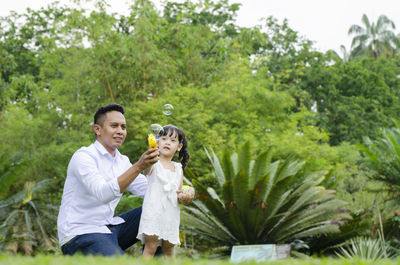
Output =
[{"x1": 94, "y1": 110, "x2": 127, "y2": 155}]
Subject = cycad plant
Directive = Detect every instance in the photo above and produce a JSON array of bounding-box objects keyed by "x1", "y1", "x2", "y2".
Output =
[
  {"x1": 0, "y1": 180, "x2": 58, "y2": 255},
  {"x1": 359, "y1": 126, "x2": 400, "y2": 195},
  {"x1": 182, "y1": 142, "x2": 350, "y2": 249}
]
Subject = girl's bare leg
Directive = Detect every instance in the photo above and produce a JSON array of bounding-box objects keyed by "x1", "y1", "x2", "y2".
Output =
[
  {"x1": 161, "y1": 240, "x2": 175, "y2": 258},
  {"x1": 142, "y1": 235, "x2": 159, "y2": 259}
]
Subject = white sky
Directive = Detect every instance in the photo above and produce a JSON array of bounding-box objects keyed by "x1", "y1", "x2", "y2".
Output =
[{"x1": 1, "y1": 0, "x2": 400, "y2": 53}]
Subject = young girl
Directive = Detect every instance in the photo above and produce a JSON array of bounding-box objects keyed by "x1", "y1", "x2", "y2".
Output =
[{"x1": 137, "y1": 125, "x2": 190, "y2": 258}]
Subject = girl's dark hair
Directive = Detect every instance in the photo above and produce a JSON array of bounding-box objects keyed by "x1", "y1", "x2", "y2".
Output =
[{"x1": 159, "y1": 125, "x2": 190, "y2": 170}]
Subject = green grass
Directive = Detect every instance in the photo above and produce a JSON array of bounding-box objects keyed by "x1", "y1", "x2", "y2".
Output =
[{"x1": 1, "y1": 256, "x2": 400, "y2": 265}]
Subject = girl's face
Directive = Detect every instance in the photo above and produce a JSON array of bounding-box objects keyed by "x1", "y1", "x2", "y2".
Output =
[{"x1": 158, "y1": 130, "x2": 182, "y2": 157}]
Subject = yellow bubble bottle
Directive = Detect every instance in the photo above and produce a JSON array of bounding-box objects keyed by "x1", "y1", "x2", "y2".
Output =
[{"x1": 148, "y1": 134, "x2": 158, "y2": 149}]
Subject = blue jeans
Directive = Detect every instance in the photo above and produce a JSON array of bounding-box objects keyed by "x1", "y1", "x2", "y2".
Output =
[{"x1": 61, "y1": 206, "x2": 160, "y2": 256}]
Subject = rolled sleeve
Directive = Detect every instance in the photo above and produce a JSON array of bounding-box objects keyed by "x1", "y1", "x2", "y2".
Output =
[{"x1": 71, "y1": 151, "x2": 122, "y2": 203}]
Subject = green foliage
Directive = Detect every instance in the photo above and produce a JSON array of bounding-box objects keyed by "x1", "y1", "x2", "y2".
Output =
[
  {"x1": 295, "y1": 56, "x2": 400, "y2": 145},
  {"x1": 0, "y1": 103, "x2": 91, "y2": 200},
  {"x1": 359, "y1": 125, "x2": 400, "y2": 195},
  {"x1": 182, "y1": 142, "x2": 350, "y2": 251},
  {"x1": 1, "y1": 0, "x2": 397, "y2": 256},
  {"x1": 385, "y1": 211, "x2": 400, "y2": 257},
  {"x1": 336, "y1": 235, "x2": 392, "y2": 260},
  {"x1": 163, "y1": 0, "x2": 240, "y2": 30},
  {"x1": 0, "y1": 152, "x2": 27, "y2": 200},
  {"x1": 121, "y1": 59, "x2": 344, "y2": 188},
  {"x1": 307, "y1": 211, "x2": 372, "y2": 255},
  {"x1": 114, "y1": 194, "x2": 143, "y2": 216},
  {"x1": 0, "y1": 180, "x2": 58, "y2": 255}
]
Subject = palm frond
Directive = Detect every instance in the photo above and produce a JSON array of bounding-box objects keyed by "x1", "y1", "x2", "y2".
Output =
[
  {"x1": 359, "y1": 126, "x2": 400, "y2": 191},
  {"x1": 361, "y1": 14, "x2": 371, "y2": 32},
  {"x1": 238, "y1": 141, "x2": 251, "y2": 178},
  {"x1": 261, "y1": 160, "x2": 279, "y2": 202},
  {"x1": 182, "y1": 205, "x2": 237, "y2": 243},
  {"x1": 275, "y1": 158, "x2": 305, "y2": 183},
  {"x1": 336, "y1": 237, "x2": 390, "y2": 260},
  {"x1": 249, "y1": 148, "x2": 272, "y2": 188},
  {"x1": 221, "y1": 149, "x2": 234, "y2": 182},
  {"x1": 348, "y1": 25, "x2": 364, "y2": 35},
  {"x1": 230, "y1": 153, "x2": 239, "y2": 176},
  {"x1": 222, "y1": 179, "x2": 234, "y2": 202},
  {"x1": 206, "y1": 187, "x2": 224, "y2": 206},
  {"x1": 204, "y1": 147, "x2": 225, "y2": 188},
  {"x1": 233, "y1": 169, "x2": 250, "y2": 211},
  {"x1": 292, "y1": 223, "x2": 340, "y2": 239},
  {"x1": 258, "y1": 189, "x2": 292, "y2": 236},
  {"x1": 376, "y1": 15, "x2": 395, "y2": 32}
]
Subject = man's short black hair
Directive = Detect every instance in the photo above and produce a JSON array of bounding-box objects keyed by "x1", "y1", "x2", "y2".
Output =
[{"x1": 94, "y1": 103, "x2": 125, "y2": 126}]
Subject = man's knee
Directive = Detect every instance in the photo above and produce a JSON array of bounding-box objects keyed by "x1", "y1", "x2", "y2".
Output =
[{"x1": 62, "y1": 233, "x2": 124, "y2": 256}]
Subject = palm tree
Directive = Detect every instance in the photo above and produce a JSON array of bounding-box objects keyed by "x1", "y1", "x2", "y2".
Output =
[
  {"x1": 328, "y1": 45, "x2": 351, "y2": 63},
  {"x1": 348, "y1": 14, "x2": 400, "y2": 58},
  {"x1": 182, "y1": 142, "x2": 350, "y2": 251}
]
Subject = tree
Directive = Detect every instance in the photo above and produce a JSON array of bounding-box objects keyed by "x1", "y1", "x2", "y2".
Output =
[
  {"x1": 327, "y1": 45, "x2": 351, "y2": 63},
  {"x1": 181, "y1": 142, "x2": 350, "y2": 251},
  {"x1": 348, "y1": 14, "x2": 400, "y2": 58},
  {"x1": 163, "y1": 0, "x2": 240, "y2": 36},
  {"x1": 297, "y1": 55, "x2": 400, "y2": 145}
]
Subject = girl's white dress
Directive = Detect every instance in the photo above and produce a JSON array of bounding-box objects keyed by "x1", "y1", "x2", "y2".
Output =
[{"x1": 137, "y1": 161, "x2": 182, "y2": 245}]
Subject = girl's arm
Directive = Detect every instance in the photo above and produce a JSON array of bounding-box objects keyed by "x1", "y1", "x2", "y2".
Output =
[
  {"x1": 178, "y1": 170, "x2": 183, "y2": 190},
  {"x1": 178, "y1": 169, "x2": 195, "y2": 205}
]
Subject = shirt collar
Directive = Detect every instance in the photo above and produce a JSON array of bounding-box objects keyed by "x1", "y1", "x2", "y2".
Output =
[{"x1": 94, "y1": 140, "x2": 121, "y2": 158}]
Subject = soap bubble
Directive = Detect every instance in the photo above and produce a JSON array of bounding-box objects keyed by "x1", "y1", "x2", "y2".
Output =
[
  {"x1": 162, "y1": 104, "x2": 174, "y2": 116},
  {"x1": 149, "y1": 123, "x2": 163, "y2": 136}
]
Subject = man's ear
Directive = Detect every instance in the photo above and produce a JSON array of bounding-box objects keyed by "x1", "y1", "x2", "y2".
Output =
[{"x1": 93, "y1": 124, "x2": 101, "y2": 136}]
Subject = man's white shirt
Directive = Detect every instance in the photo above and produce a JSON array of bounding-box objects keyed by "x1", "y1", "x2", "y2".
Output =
[{"x1": 57, "y1": 140, "x2": 148, "y2": 247}]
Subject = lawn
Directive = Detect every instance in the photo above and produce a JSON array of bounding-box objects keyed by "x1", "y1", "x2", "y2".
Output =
[{"x1": 1, "y1": 255, "x2": 400, "y2": 265}]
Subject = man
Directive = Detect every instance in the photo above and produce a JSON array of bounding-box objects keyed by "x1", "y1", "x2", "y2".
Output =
[{"x1": 57, "y1": 103, "x2": 194, "y2": 256}]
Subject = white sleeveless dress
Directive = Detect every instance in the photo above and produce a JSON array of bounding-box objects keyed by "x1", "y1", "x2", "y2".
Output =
[{"x1": 137, "y1": 161, "x2": 182, "y2": 245}]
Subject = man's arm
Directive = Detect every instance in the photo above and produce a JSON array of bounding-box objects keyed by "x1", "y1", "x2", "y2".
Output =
[{"x1": 118, "y1": 148, "x2": 159, "y2": 193}]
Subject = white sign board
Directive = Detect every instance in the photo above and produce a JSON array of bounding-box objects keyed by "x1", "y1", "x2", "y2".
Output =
[{"x1": 230, "y1": 244, "x2": 276, "y2": 263}]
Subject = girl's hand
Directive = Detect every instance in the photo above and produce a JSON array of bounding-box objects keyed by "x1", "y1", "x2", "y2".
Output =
[{"x1": 177, "y1": 187, "x2": 195, "y2": 205}]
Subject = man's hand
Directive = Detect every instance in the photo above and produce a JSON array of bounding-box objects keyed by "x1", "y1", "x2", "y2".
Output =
[
  {"x1": 177, "y1": 187, "x2": 195, "y2": 205},
  {"x1": 118, "y1": 148, "x2": 159, "y2": 193},
  {"x1": 136, "y1": 148, "x2": 159, "y2": 172}
]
